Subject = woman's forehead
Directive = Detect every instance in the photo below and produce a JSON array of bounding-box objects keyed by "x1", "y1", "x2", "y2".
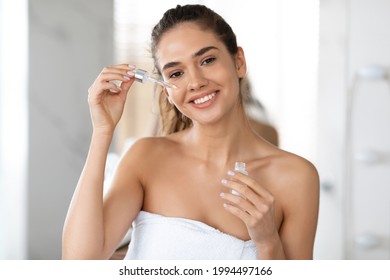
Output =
[{"x1": 155, "y1": 23, "x2": 223, "y2": 67}]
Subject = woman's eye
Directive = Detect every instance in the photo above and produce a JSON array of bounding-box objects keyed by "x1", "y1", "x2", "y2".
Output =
[
  {"x1": 169, "y1": 71, "x2": 183, "y2": 79},
  {"x1": 202, "y1": 57, "x2": 216, "y2": 65}
]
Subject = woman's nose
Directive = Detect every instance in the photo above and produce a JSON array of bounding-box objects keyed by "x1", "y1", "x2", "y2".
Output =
[{"x1": 186, "y1": 68, "x2": 208, "y2": 91}]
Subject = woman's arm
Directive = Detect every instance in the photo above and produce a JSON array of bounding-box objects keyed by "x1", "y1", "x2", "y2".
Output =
[
  {"x1": 62, "y1": 64, "x2": 140, "y2": 259},
  {"x1": 277, "y1": 159, "x2": 320, "y2": 259},
  {"x1": 62, "y1": 131, "x2": 112, "y2": 259}
]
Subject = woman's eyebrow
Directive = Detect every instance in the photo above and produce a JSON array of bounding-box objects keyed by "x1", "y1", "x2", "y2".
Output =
[
  {"x1": 193, "y1": 46, "x2": 218, "y2": 58},
  {"x1": 162, "y1": 46, "x2": 219, "y2": 72}
]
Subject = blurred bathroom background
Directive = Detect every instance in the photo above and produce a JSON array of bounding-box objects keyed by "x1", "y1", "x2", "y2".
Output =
[{"x1": 0, "y1": 0, "x2": 389, "y2": 259}]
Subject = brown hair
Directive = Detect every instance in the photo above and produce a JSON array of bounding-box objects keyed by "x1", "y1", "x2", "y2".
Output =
[{"x1": 151, "y1": 4, "x2": 242, "y2": 135}]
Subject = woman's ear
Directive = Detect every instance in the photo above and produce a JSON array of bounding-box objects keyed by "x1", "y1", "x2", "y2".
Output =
[
  {"x1": 163, "y1": 88, "x2": 173, "y2": 104},
  {"x1": 163, "y1": 87, "x2": 169, "y2": 97},
  {"x1": 235, "y1": 47, "x2": 247, "y2": 78}
]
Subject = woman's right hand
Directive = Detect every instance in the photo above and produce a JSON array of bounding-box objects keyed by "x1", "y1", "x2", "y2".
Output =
[{"x1": 87, "y1": 64, "x2": 136, "y2": 134}]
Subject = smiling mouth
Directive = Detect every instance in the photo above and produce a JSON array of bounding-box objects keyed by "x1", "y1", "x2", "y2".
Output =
[{"x1": 193, "y1": 92, "x2": 216, "y2": 105}]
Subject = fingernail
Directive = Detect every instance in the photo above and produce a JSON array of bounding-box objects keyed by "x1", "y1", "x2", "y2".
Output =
[
  {"x1": 227, "y1": 170, "x2": 235, "y2": 176},
  {"x1": 123, "y1": 76, "x2": 131, "y2": 81},
  {"x1": 127, "y1": 71, "x2": 135, "y2": 77},
  {"x1": 219, "y1": 192, "x2": 225, "y2": 197},
  {"x1": 231, "y1": 190, "x2": 241, "y2": 196},
  {"x1": 221, "y1": 179, "x2": 228, "y2": 185},
  {"x1": 128, "y1": 64, "x2": 136, "y2": 68}
]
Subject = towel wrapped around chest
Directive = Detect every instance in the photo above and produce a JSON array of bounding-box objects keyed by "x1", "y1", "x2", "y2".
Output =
[{"x1": 124, "y1": 211, "x2": 258, "y2": 260}]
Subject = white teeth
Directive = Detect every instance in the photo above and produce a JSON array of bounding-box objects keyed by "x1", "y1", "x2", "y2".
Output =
[{"x1": 193, "y1": 93, "x2": 216, "y2": 104}]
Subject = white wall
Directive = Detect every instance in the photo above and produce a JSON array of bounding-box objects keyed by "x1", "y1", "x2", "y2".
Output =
[
  {"x1": 315, "y1": 0, "x2": 349, "y2": 259},
  {"x1": 347, "y1": 0, "x2": 390, "y2": 259},
  {"x1": 0, "y1": 0, "x2": 28, "y2": 260},
  {"x1": 315, "y1": 0, "x2": 390, "y2": 259}
]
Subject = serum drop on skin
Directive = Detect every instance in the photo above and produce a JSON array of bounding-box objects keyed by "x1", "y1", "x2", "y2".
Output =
[{"x1": 232, "y1": 162, "x2": 248, "y2": 196}]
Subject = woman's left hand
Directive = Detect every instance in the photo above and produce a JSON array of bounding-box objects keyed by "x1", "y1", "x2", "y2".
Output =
[{"x1": 220, "y1": 170, "x2": 278, "y2": 246}]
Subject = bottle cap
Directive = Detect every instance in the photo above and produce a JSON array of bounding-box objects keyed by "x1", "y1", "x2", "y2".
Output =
[
  {"x1": 134, "y1": 69, "x2": 148, "y2": 83},
  {"x1": 234, "y1": 162, "x2": 247, "y2": 174}
]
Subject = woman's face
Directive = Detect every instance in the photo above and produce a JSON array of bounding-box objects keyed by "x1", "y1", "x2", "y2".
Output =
[{"x1": 155, "y1": 22, "x2": 247, "y2": 126}]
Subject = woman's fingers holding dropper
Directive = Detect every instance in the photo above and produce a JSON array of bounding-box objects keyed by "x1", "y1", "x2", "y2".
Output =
[
  {"x1": 114, "y1": 64, "x2": 137, "y2": 91},
  {"x1": 100, "y1": 64, "x2": 136, "y2": 80},
  {"x1": 86, "y1": 63, "x2": 139, "y2": 134},
  {"x1": 89, "y1": 64, "x2": 136, "y2": 96},
  {"x1": 97, "y1": 72, "x2": 134, "y2": 86},
  {"x1": 88, "y1": 65, "x2": 134, "y2": 104},
  {"x1": 118, "y1": 73, "x2": 135, "y2": 93}
]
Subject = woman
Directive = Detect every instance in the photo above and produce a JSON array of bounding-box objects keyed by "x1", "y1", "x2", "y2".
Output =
[{"x1": 62, "y1": 4, "x2": 319, "y2": 260}]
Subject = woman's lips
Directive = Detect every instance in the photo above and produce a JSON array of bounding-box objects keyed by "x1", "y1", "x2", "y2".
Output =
[
  {"x1": 193, "y1": 92, "x2": 216, "y2": 104},
  {"x1": 190, "y1": 91, "x2": 218, "y2": 108}
]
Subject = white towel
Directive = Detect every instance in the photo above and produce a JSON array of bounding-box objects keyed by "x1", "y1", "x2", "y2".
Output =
[{"x1": 124, "y1": 211, "x2": 257, "y2": 260}]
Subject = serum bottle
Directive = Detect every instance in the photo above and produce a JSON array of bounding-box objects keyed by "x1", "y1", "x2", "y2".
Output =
[
  {"x1": 235, "y1": 162, "x2": 248, "y2": 176},
  {"x1": 231, "y1": 162, "x2": 248, "y2": 196}
]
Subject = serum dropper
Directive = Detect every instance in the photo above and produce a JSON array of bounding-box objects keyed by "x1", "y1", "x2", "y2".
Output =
[{"x1": 134, "y1": 69, "x2": 176, "y2": 89}]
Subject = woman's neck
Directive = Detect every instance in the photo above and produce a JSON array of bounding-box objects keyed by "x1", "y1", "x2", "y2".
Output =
[{"x1": 184, "y1": 108, "x2": 257, "y2": 165}]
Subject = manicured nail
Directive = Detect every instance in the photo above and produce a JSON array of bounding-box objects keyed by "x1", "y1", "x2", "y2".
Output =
[
  {"x1": 221, "y1": 179, "x2": 228, "y2": 185},
  {"x1": 123, "y1": 76, "x2": 131, "y2": 80},
  {"x1": 219, "y1": 192, "x2": 225, "y2": 197},
  {"x1": 227, "y1": 170, "x2": 235, "y2": 176},
  {"x1": 128, "y1": 64, "x2": 136, "y2": 68},
  {"x1": 127, "y1": 71, "x2": 135, "y2": 77},
  {"x1": 231, "y1": 190, "x2": 241, "y2": 196}
]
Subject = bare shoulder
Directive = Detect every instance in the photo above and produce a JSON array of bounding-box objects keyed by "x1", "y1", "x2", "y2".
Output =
[
  {"x1": 262, "y1": 148, "x2": 320, "y2": 216},
  {"x1": 119, "y1": 135, "x2": 180, "y2": 167},
  {"x1": 126, "y1": 136, "x2": 174, "y2": 151},
  {"x1": 267, "y1": 149, "x2": 320, "y2": 258},
  {"x1": 255, "y1": 145, "x2": 318, "y2": 187},
  {"x1": 107, "y1": 136, "x2": 178, "y2": 196},
  {"x1": 273, "y1": 150, "x2": 319, "y2": 189},
  {"x1": 253, "y1": 146, "x2": 319, "y2": 209}
]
